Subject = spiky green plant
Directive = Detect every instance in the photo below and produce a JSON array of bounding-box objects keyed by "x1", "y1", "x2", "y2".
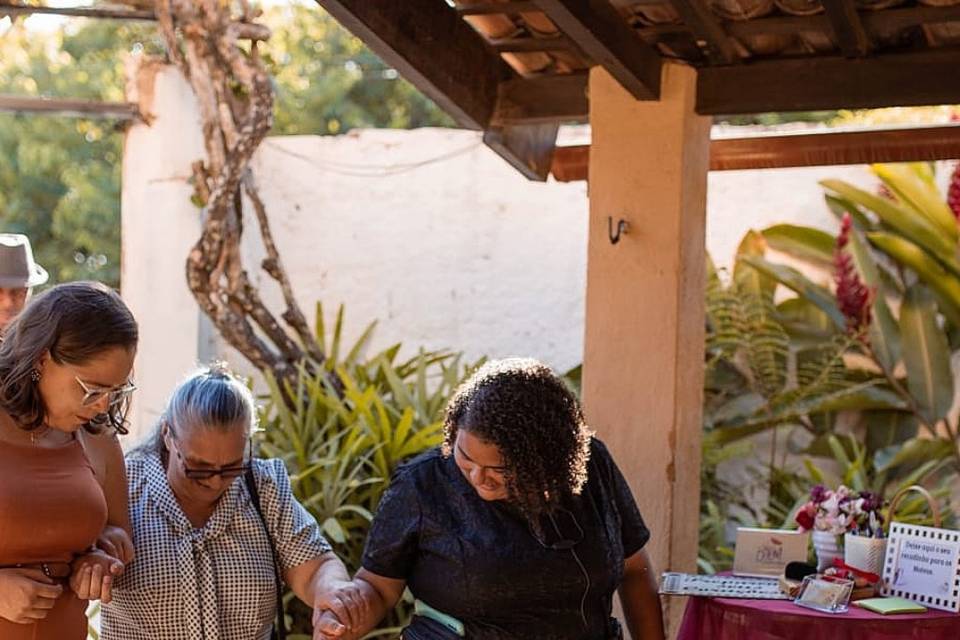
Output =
[{"x1": 257, "y1": 303, "x2": 481, "y2": 637}]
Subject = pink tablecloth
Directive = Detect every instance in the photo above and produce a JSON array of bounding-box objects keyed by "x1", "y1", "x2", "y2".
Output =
[{"x1": 677, "y1": 595, "x2": 960, "y2": 640}]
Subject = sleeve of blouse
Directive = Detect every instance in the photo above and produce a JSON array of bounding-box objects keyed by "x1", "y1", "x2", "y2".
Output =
[
  {"x1": 593, "y1": 438, "x2": 650, "y2": 558},
  {"x1": 360, "y1": 466, "x2": 421, "y2": 580},
  {"x1": 257, "y1": 458, "x2": 332, "y2": 572}
]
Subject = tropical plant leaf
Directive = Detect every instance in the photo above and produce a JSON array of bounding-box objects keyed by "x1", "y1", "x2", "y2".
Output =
[
  {"x1": 734, "y1": 230, "x2": 776, "y2": 300},
  {"x1": 872, "y1": 163, "x2": 958, "y2": 243},
  {"x1": 820, "y1": 179, "x2": 958, "y2": 270},
  {"x1": 840, "y1": 225, "x2": 901, "y2": 373},
  {"x1": 761, "y1": 224, "x2": 835, "y2": 269},
  {"x1": 740, "y1": 255, "x2": 846, "y2": 329},
  {"x1": 899, "y1": 285, "x2": 955, "y2": 425},
  {"x1": 825, "y1": 194, "x2": 872, "y2": 231},
  {"x1": 866, "y1": 231, "x2": 960, "y2": 328},
  {"x1": 874, "y1": 437, "x2": 957, "y2": 474}
]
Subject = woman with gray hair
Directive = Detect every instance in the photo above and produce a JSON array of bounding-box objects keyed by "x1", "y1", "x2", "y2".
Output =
[{"x1": 100, "y1": 365, "x2": 367, "y2": 640}]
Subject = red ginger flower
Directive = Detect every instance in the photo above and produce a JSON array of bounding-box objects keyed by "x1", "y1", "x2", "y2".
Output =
[
  {"x1": 949, "y1": 161, "x2": 960, "y2": 221},
  {"x1": 835, "y1": 212, "x2": 872, "y2": 336}
]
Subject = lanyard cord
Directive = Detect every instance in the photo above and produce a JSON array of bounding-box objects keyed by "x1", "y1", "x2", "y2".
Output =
[{"x1": 546, "y1": 511, "x2": 591, "y2": 631}]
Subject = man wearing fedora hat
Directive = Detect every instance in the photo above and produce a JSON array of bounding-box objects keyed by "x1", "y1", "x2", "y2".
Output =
[{"x1": 0, "y1": 234, "x2": 49, "y2": 332}]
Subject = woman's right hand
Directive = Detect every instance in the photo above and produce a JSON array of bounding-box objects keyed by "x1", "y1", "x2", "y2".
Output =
[
  {"x1": 0, "y1": 568, "x2": 63, "y2": 624},
  {"x1": 96, "y1": 525, "x2": 135, "y2": 565}
]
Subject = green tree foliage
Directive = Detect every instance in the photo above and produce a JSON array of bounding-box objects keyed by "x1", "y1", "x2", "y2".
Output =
[{"x1": 0, "y1": 3, "x2": 452, "y2": 288}]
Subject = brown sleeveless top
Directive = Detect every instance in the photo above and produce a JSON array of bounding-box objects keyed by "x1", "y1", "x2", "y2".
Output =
[{"x1": 0, "y1": 436, "x2": 108, "y2": 640}]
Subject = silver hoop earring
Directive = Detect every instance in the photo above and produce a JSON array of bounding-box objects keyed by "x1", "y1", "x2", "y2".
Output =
[{"x1": 30, "y1": 369, "x2": 41, "y2": 383}]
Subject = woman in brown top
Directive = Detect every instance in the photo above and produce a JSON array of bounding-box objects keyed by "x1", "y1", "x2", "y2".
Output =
[{"x1": 0, "y1": 281, "x2": 138, "y2": 640}]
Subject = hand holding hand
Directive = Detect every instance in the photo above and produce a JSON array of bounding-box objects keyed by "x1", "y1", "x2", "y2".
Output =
[
  {"x1": 313, "y1": 580, "x2": 371, "y2": 639},
  {"x1": 97, "y1": 525, "x2": 135, "y2": 565},
  {"x1": 312, "y1": 608, "x2": 348, "y2": 640},
  {"x1": 70, "y1": 549, "x2": 124, "y2": 604}
]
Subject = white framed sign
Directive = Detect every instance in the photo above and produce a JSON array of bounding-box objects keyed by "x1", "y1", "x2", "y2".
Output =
[{"x1": 881, "y1": 522, "x2": 960, "y2": 612}]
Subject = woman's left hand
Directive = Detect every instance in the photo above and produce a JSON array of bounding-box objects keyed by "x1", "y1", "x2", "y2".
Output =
[
  {"x1": 312, "y1": 609, "x2": 347, "y2": 640},
  {"x1": 70, "y1": 549, "x2": 124, "y2": 604},
  {"x1": 313, "y1": 580, "x2": 370, "y2": 637}
]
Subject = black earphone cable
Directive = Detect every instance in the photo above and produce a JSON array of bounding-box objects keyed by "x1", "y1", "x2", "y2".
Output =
[{"x1": 547, "y1": 511, "x2": 591, "y2": 631}]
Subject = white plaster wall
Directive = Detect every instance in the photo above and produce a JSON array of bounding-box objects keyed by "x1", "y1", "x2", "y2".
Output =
[
  {"x1": 122, "y1": 64, "x2": 929, "y2": 439},
  {"x1": 121, "y1": 64, "x2": 205, "y2": 441},
  {"x1": 707, "y1": 165, "x2": 874, "y2": 269},
  {"x1": 231, "y1": 131, "x2": 589, "y2": 374}
]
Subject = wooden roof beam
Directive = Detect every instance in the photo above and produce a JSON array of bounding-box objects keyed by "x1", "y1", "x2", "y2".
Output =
[
  {"x1": 697, "y1": 49, "x2": 960, "y2": 114},
  {"x1": 664, "y1": 0, "x2": 739, "y2": 65},
  {"x1": 314, "y1": 0, "x2": 559, "y2": 180},
  {"x1": 550, "y1": 124, "x2": 960, "y2": 181},
  {"x1": 532, "y1": 0, "x2": 662, "y2": 100},
  {"x1": 0, "y1": 2, "x2": 155, "y2": 21},
  {"x1": 491, "y1": 72, "x2": 588, "y2": 125},
  {"x1": 0, "y1": 94, "x2": 141, "y2": 120},
  {"x1": 822, "y1": 0, "x2": 871, "y2": 57}
]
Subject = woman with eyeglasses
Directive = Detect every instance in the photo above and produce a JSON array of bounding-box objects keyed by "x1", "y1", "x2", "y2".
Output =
[
  {"x1": 319, "y1": 358, "x2": 665, "y2": 640},
  {"x1": 0, "y1": 281, "x2": 139, "y2": 640},
  {"x1": 101, "y1": 364, "x2": 367, "y2": 640}
]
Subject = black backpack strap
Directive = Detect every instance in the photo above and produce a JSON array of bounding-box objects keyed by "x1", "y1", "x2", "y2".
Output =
[{"x1": 244, "y1": 465, "x2": 287, "y2": 640}]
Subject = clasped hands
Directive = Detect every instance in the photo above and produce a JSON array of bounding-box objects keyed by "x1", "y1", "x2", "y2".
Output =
[
  {"x1": 70, "y1": 525, "x2": 135, "y2": 605},
  {"x1": 0, "y1": 525, "x2": 132, "y2": 625},
  {"x1": 311, "y1": 580, "x2": 374, "y2": 640}
]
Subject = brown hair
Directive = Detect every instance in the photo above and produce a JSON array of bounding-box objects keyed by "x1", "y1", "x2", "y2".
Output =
[{"x1": 0, "y1": 281, "x2": 139, "y2": 434}]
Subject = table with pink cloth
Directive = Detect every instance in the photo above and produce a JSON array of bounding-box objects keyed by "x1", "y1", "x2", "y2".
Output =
[{"x1": 677, "y1": 594, "x2": 960, "y2": 640}]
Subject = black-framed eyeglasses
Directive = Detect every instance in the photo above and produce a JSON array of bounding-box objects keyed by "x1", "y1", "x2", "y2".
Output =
[
  {"x1": 529, "y1": 508, "x2": 584, "y2": 551},
  {"x1": 168, "y1": 430, "x2": 253, "y2": 481},
  {"x1": 75, "y1": 376, "x2": 137, "y2": 408}
]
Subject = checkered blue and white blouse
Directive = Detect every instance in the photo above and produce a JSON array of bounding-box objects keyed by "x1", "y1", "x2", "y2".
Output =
[{"x1": 101, "y1": 450, "x2": 331, "y2": 640}]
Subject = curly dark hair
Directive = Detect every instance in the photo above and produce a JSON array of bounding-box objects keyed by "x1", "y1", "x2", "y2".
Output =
[
  {"x1": 0, "y1": 281, "x2": 138, "y2": 434},
  {"x1": 442, "y1": 358, "x2": 592, "y2": 523}
]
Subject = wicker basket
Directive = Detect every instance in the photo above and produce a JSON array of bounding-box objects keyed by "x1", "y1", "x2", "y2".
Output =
[
  {"x1": 844, "y1": 533, "x2": 887, "y2": 575},
  {"x1": 844, "y1": 486, "x2": 941, "y2": 578},
  {"x1": 887, "y1": 484, "x2": 943, "y2": 529}
]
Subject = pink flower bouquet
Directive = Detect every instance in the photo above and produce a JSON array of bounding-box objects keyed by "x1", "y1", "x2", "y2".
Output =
[{"x1": 795, "y1": 484, "x2": 884, "y2": 536}]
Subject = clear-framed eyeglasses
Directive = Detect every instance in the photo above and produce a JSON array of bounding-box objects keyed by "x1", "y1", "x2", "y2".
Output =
[{"x1": 75, "y1": 376, "x2": 137, "y2": 408}]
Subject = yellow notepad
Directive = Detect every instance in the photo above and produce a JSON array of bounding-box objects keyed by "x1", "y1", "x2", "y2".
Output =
[{"x1": 854, "y1": 597, "x2": 927, "y2": 615}]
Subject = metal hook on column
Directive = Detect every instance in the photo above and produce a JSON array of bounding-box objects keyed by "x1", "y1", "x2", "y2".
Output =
[{"x1": 608, "y1": 217, "x2": 629, "y2": 245}]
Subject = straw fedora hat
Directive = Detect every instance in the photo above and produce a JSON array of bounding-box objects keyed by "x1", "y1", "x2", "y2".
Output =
[{"x1": 0, "y1": 234, "x2": 49, "y2": 288}]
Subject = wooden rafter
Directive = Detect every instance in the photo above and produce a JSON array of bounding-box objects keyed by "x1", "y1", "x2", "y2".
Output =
[
  {"x1": 550, "y1": 124, "x2": 960, "y2": 182},
  {"x1": 697, "y1": 49, "x2": 960, "y2": 114},
  {"x1": 532, "y1": 0, "x2": 661, "y2": 100},
  {"x1": 491, "y1": 72, "x2": 588, "y2": 125},
  {"x1": 822, "y1": 0, "x2": 870, "y2": 57},
  {"x1": 315, "y1": 0, "x2": 506, "y2": 130},
  {"x1": 664, "y1": 0, "x2": 738, "y2": 65},
  {"x1": 456, "y1": 1, "x2": 538, "y2": 16},
  {"x1": 314, "y1": 0, "x2": 559, "y2": 180},
  {"x1": 0, "y1": 1, "x2": 155, "y2": 21},
  {"x1": 489, "y1": 35, "x2": 577, "y2": 53},
  {"x1": 720, "y1": 4, "x2": 960, "y2": 39},
  {"x1": 0, "y1": 94, "x2": 141, "y2": 120}
]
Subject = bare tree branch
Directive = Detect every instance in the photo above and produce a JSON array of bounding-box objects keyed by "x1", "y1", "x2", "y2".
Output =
[{"x1": 154, "y1": 0, "x2": 322, "y2": 388}]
